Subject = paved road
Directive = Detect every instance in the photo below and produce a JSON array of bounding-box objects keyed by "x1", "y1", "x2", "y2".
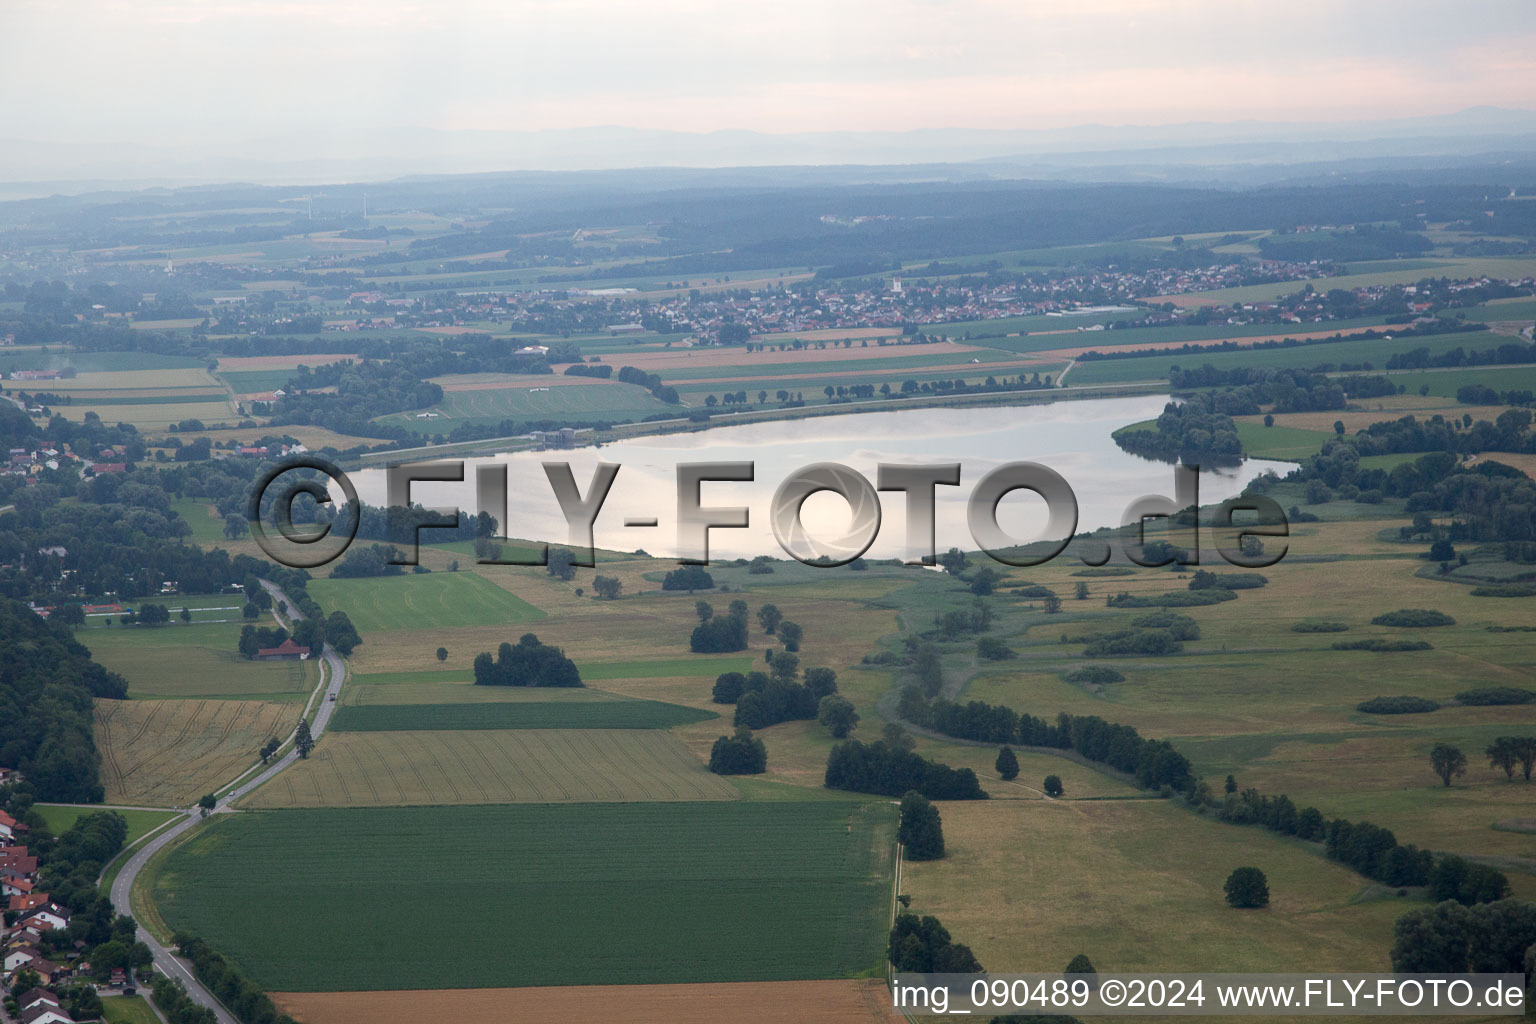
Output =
[{"x1": 105, "y1": 583, "x2": 346, "y2": 1024}]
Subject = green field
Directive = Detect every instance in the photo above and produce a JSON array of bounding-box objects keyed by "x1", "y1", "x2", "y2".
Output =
[
  {"x1": 33, "y1": 804, "x2": 179, "y2": 842},
  {"x1": 307, "y1": 571, "x2": 545, "y2": 633},
  {"x1": 1365, "y1": 365, "x2": 1536, "y2": 399},
  {"x1": 0, "y1": 351, "x2": 209, "y2": 374},
  {"x1": 102, "y1": 996, "x2": 162, "y2": 1024},
  {"x1": 154, "y1": 802, "x2": 894, "y2": 990},
  {"x1": 1067, "y1": 330, "x2": 1495, "y2": 386},
  {"x1": 983, "y1": 314, "x2": 1397, "y2": 356},
  {"x1": 218, "y1": 368, "x2": 301, "y2": 393},
  {"x1": 330, "y1": 697, "x2": 718, "y2": 731},
  {"x1": 1235, "y1": 421, "x2": 1339, "y2": 460},
  {"x1": 373, "y1": 376, "x2": 669, "y2": 428},
  {"x1": 81, "y1": 621, "x2": 316, "y2": 700},
  {"x1": 352, "y1": 655, "x2": 755, "y2": 686}
]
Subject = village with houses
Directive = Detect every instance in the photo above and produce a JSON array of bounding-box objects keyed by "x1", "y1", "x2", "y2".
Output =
[{"x1": 2, "y1": 771, "x2": 138, "y2": 1024}]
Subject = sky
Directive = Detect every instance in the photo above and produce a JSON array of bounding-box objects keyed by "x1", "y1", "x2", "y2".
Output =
[{"x1": 4, "y1": 0, "x2": 1536, "y2": 146}]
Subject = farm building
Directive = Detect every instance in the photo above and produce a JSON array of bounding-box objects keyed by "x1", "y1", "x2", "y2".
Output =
[{"x1": 254, "y1": 639, "x2": 311, "y2": 661}]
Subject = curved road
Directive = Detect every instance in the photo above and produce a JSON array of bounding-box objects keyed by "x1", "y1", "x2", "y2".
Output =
[{"x1": 106, "y1": 584, "x2": 346, "y2": 1024}]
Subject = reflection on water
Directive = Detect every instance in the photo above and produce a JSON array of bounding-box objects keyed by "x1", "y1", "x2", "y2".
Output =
[{"x1": 344, "y1": 397, "x2": 1289, "y2": 562}]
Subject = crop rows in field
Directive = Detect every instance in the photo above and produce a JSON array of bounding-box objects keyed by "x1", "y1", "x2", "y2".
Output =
[
  {"x1": 330, "y1": 698, "x2": 717, "y2": 731},
  {"x1": 243, "y1": 728, "x2": 739, "y2": 807},
  {"x1": 94, "y1": 698, "x2": 299, "y2": 806},
  {"x1": 155, "y1": 801, "x2": 895, "y2": 990}
]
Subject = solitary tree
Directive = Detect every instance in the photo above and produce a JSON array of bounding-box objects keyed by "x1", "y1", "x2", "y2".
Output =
[
  {"x1": 1064, "y1": 953, "x2": 1098, "y2": 983},
  {"x1": 436, "y1": 646, "x2": 448, "y2": 662},
  {"x1": 1042, "y1": 593, "x2": 1062, "y2": 614},
  {"x1": 546, "y1": 547, "x2": 577, "y2": 581},
  {"x1": 592, "y1": 574, "x2": 623, "y2": 599},
  {"x1": 1075, "y1": 581, "x2": 1089, "y2": 600},
  {"x1": 222, "y1": 513, "x2": 250, "y2": 540},
  {"x1": 1487, "y1": 737, "x2": 1519, "y2": 781},
  {"x1": 198, "y1": 793, "x2": 216, "y2": 812},
  {"x1": 995, "y1": 746, "x2": 1019, "y2": 781},
  {"x1": 1514, "y1": 736, "x2": 1536, "y2": 781},
  {"x1": 817, "y1": 695, "x2": 859, "y2": 738},
  {"x1": 1224, "y1": 867, "x2": 1270, "y2": 908},
  {"x1": 1043, "y1": 774, "x2": 1064, "y2": 797},
  {"x1": 898, "y1": 790, "x2": 945, "y2": 860},
  {"x1": 259, "y1": 737, "x2": 280, "y2": 764},
  {"x1": 295, "y1": 719, "x2": 314, "y2": 759},
  {"x1": 1224, "y1": 774, "x2": 1238, "y2": 794},
  {"x1": 1430, "y1": 743, "x2": 1467, "y2": 787},
  {"x1": 695, "y1": 600, "x2": 714, "y2": 623},
  {"x1": 778, "y1": 621, "x2": 803, "y2": 652},
  {"x1": 757, "y1": 603, "x2": 783, "y2": 634}
]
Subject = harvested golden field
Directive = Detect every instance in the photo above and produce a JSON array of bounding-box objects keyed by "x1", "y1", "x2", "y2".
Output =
[
  {"x1": 272, "y1": 979, "x2": 901, "y2": 1024},
  {"x1": 95, "y1": 698, "x2": 299, "y2": 806},
  {"x1": 241, "y1": 728, "x2": 739, "y2": 808}
]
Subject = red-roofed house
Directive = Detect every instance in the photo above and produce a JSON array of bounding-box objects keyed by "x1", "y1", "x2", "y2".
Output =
[
  {"x1": 9, "y1": 892, "x2": 49, "y2": 913},
  {"x1": 0, "y1": 811, "x2": 18, "y2": 841},
  {"x1": 254, "y1": 638, "x2": 310, "y2": 660},
  {"x1": 3, "y1": 875, "x2": 35, "y2": 896}
]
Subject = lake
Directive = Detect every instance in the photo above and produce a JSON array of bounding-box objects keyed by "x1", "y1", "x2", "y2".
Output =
[{"x1": 342, "y1": 396, "x2": 1289, "y2": 562}]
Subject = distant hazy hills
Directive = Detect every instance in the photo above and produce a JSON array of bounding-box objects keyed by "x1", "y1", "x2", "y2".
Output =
[{"x1": 5, "y1": 107, "x2": 1536, "y2": 194}]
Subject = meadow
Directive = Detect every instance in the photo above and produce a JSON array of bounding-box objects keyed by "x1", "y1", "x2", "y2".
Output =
[
  {"x1": 902, "y1": 799, "x2": 1406, "y2": 976},
  {"x1": 94, "y1": 697, "x2": 299, "y2": 806},
  {"x1": 82, "y1": 621, "x2": 316, "y2": 701},
  {"x1": 307, "y1": 571, "x2": 545, "y2": 633},
  {"x1": 272, "y1": 980, "x2": 898, "y2": 1024},
  {"x1": 329, "y1": 697, "x2": 718, "y2": 731},
  {"x1": 101, "y1": 997, "x2": 162, "y2": 1024},
  {"x1": 153, "y1": 802, "x2": 895, "y2": 990},
  {"x1": 33, "y1": 804, "x2": 179, "y2": 842}
]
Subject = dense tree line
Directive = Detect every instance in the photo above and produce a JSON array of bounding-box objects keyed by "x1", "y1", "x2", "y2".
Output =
[
  {"x1": 472, "y1": 633, "x2": 582, "y2": 687},
  {"x1": 1385, "y1": 339, "x2": 1536, "y2": 370},
  {"x1": 1390, "y1": 899, "x2": 1536, "y2": 975},
  {"x1": 707, "y1": 727, "x2": 767, "y2": 774},
  {"x1": 171, "y1": 934, "x2": 300, "y2": 1024},
  {"x1": 825, "y1": 732, "x2": 987, "y2": 800},
  {"x1": 1206, "y1": 784, "x2": 1507, "y2": 896},
  {"x1": 0, "y1": 599, "x2": 127, "y2": 801},
  {"x1": 889, "y1": 912, "x2": 983, "y2": 974},
  {"x1": 897, "y1": 689, "x2": 1194, "y2": 791},
  {"x1": 690, "y1": 599, "x2": 749, "y2": 652},
  {"x1": 1112, "y1": 392, "x2": 1242, "y2": 463},
  {"x1": 898, "y1": 790, "x2": 945, "y2": 860}
]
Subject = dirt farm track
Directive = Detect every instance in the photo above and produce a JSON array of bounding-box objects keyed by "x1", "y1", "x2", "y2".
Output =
[{"x1": 273, "y1": 979, "x2": 902, "y2": 1023}]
